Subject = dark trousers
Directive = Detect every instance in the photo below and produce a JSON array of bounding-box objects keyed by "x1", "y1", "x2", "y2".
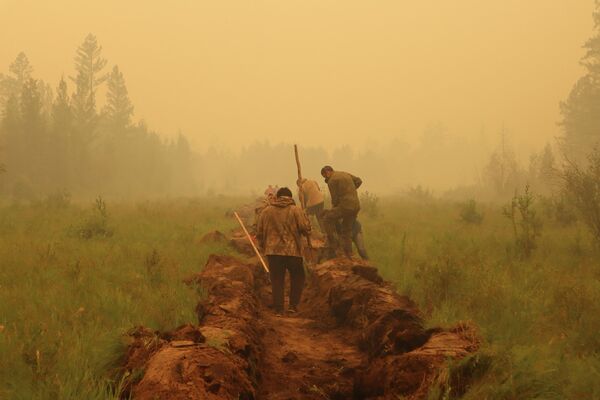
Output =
[
  {"x1": 323, "y1": 207, "x2": 359, "y2": 257},
  {"x1": 266, "y1": 255, "x2": 305, "y2": 312},
  {"x1": 336, "y1": 219, "x2": 369, "y2": 260}
]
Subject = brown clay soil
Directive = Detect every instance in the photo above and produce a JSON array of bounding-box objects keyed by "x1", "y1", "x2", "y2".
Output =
[{"x1": 119, "y1": 229, "x2": 480, "y2": 399}]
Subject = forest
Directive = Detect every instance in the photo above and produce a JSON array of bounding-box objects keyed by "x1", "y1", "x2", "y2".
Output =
[{"x1": 2, "y1": 27, "x2": 596, "y2": 200}]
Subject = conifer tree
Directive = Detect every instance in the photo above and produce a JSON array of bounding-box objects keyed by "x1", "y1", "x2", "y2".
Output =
[
  {"x1": 104, "y1": 65, "x2": 134, "y2": 130},
  {"x1": 70, "y1": 34, "x2": 108, "y2": 133},
  {"x1": 560, "y1": 1, "x2": 600, "y2": 160},
  {"x1": 20, "y1": 78, "x2": 43, "y2": 135},
  {"x1": 53, "y1": 77, "x2": 72, "y2": 131},
  {"x1": 0, "y1": 52, "x2": 33, "y2": 108}
]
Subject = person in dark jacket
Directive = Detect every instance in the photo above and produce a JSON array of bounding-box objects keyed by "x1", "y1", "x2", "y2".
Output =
[{"x1": 320, "y1": 165, "x2": 362, "y2": 258}]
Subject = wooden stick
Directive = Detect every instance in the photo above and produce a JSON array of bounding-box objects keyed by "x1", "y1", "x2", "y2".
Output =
[
  {"x1": 294, "y1": 144, "x2": 306, "y2": 209},
  {"x1": 234, "y1": 212, "x2": 270, "y2": 273}
]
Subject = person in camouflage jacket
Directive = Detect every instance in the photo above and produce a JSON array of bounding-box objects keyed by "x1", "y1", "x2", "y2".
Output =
[{"x1": 256, "y1": 187, "x2": 311, "y2": 315}]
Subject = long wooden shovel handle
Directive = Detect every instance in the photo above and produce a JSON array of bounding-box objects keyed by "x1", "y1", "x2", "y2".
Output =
[
  {"x1": 234, "y1": 212, "x2": 270, "y2": 273},
  {"x1": 294, "y1": 144, "x2": 306, "y2": 210}
]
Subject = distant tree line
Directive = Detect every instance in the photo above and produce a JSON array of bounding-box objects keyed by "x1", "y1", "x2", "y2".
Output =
[
  {"x1": 0, "y1": 34, "x2": 196, "y2": 200},
  {"x1": 2, "y1": 0, "x2": 600, "y2": 201}
]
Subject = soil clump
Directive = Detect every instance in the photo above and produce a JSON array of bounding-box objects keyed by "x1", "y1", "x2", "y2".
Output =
[{"x1": 120, "y1": 232, "x2": 479, "y2": 399}]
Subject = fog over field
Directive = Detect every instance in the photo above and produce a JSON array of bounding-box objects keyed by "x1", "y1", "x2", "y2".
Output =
[{"x1": 0, "y1": 0, "x2": 598, "y2": 197}]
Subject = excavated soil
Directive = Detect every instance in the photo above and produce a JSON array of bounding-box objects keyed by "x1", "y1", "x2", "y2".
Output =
[{"x1": 120, "y1": 230, "x2": 479, "y2": 400}]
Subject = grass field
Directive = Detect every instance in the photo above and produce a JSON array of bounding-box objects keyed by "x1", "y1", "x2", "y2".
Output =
[
  {"x1": 0, "y1": 196, "x2": 241, "y2": 399},
  {"x1": 365, "y1": 197, "x2": 600, "y2": 399},
  {"x1": 0, "y1": 195, "x2": 599, "y2": 399}
]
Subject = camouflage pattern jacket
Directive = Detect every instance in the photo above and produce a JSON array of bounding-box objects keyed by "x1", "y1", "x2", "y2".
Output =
[
  {"x1": 326, "y1": 171, "x2": 362, "y2": 211},
  {"x1": 256, "y1": 196, "x2": 311, "y2": 257}
]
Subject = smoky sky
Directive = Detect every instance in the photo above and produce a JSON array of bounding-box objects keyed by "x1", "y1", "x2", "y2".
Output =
[{"x1": 0, "y1": 0, "x2": 594, "y2": 152}]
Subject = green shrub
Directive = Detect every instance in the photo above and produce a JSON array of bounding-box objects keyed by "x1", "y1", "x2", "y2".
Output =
[
  {"x1": 73, "y1": 196, "x2": 114, "y2": 239},
  {"x1": 459, "y1": 199, "x2": 484, "y2": 225},
  {"x1": 359, "y1": 191, "x2": 380, "y2": 217},
  {"x1": 404, "y1": 185, "x2": 435, "y2": 202},
  {"x1": 503, "y1": 185, "x2": 542, "y2": 259},
  {"x1": 551, "y1": 195, "x2": 578, "y2": 227},
  {"x1": 563, "y1": 147, "x2": 600, "y2": 244}
]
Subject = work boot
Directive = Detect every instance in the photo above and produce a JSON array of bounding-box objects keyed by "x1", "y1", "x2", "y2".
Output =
[{"x1": 288, "y1": 305, "x2": 298, "y2": 314}]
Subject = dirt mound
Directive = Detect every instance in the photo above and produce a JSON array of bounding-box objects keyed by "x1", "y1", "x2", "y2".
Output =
[
  {"x1": 198, "y1": 230, "x2": 228, "y2": 244},
  {"x1": 301, "y1": 258, "x2": 479, "y2": 399},
  {"x1": 198, "y1": 229, "x2": 257, "y2": 257},
  {"x1": 121, "y1": 253, "x2": 479, "y2": 399},
  {"x1": 124, "y1": 255, "x2": 261, "y2": 400},
  {"x1": 355, "y1": 323, "x2": 479, "y2": 399},
  {"x1": 229, "y1": 229, "x2": 256, "y2": 256}
]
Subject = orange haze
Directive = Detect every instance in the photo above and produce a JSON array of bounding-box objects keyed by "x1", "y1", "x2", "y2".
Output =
[{"x1": 0, "y1": 0, "x2": 594, "y2": 152}]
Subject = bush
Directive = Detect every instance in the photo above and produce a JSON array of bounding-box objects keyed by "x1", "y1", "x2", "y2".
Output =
[
  {"x1": 539, "y1": 195, "x2": 578, "y2": 227},
  {"x1": 552, "y1": 195, "x2": 578, "y2": 227},
  {"x1": 459, "y1": 199, "x2": 484, "y2": 225},
  {"x1": 41, "y1": 190, "x2": 71, "y2": 209},
  {"x1": 359, "y1": 191, "x2": 380, "y2": 217},
  {"x1": 73, "y1": 196, "x2": 114, "y2": 239},
  {"x1": 503, "y1": 185, "x2": 542, "y2": 259},
  {"x1": 404, "y1": 185, "x2": 435, "y2": 202},
  {"x1": 562, "y1": 148, "x2": 600, "y2": 244}
]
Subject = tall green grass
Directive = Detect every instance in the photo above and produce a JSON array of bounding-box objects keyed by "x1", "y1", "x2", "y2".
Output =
[
  {"x1": 0, "y1": 197, "x2": 238, "y2": 399},
  {"x1": 1, "y1": 195, "x2": 599, "y2": 399},
  {"x1": 363, "y1": 197, "x2": 600, "y2": 399}
]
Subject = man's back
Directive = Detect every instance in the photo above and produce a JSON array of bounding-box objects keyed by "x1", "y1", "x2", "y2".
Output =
[
  {"x1": 327, "y1": 171, "x2": 362, "y2": 211},
  {"x1": 300, "y1": 179, "x2": 325, "y2": 208},
  {"x1": 256, "y1": 196, "x2": 310, "y2": 257}
]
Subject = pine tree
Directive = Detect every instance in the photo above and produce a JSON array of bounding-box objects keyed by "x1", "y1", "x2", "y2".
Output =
[
  {"x1": 68, "y1": 34, "x2": 108, "y2": 190},
  {"x1": 37, "y1": 81, "x2": 54, "y2": 119},
  {"x1": 538, "y1": 144, "x2": 556, "y2": 182},
  {"x1": 50, "y1": 77, "x2": 73, "y2": 189},
  {"x1": 70, "y1": 34, "x2": 108, "y2": 133},
  {"x1": 52, "y1": 77, "x2": 72, "y2": 131},
  {"x1": 560, "y1": 1, "x2": 600, "y2": 160},
  {"x1": 20, "y1": 78, "x2": 52, "y2": 192},
  {"x1": 20, "y1": 78, "x2": 43, "y2": 134},
  {"x1": 0, "y1": 52, "x2": 33, "y2": 108},
  {"x1": 484, "y1": 129, "x2": 521, "y2": 195},
  {"x1": 104, "y1": 65, "x2": 134, "y2": 130},
  {"x1": 10, "y1": 53, "x2": 33, "y2": 85},
  {"x1": 1, "y1": 94, "x2": 20, "y2": 134}
]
